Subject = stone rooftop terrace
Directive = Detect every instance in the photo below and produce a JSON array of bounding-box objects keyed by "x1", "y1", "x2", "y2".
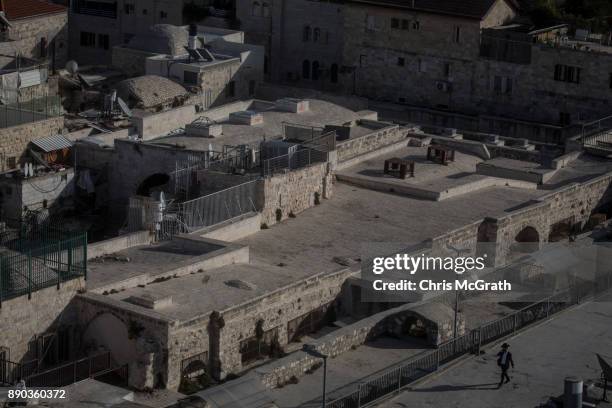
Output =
[
  {"x1": 238, "y1": 182, "x2": 547, "y2": 274},
  {"x1": 147, "y1": 99, "x2": 365, "y2": 151}
]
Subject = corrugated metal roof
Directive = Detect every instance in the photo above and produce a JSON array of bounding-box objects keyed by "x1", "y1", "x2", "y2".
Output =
[
  {"x1": 31, "y1": 134, "x2": 73, "y2": 153},
  {"x1": 0, "y1": 0, "x2": 66, "y2": 21}
]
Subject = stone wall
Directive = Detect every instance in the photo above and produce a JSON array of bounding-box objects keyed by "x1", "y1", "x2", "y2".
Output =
[
  {"x1": 108, "y1": 139, "x2": 208, "y2": 207},
  {"x1": 213, "y1": 267, "x2": 355, "y2": 378},
  {"x1": 87, "y1": 231, "x2": 153, "y2": 260},
  {"x1": 7, "y1": 12, "x2": 68, "y2": 67},
  {"x1": 112, "y1": 47, "x2": 156, "y2": 77},
  {"x1": 133, "y1": 105, "x2": 198, "y2": 140},
  {"x1": 260, "y1": 162, "x2": 333, "y2": 226},
  {"x1": 74, "y1": 293, "x2": 174, "y2": 390},
  {"x1": 0, "y1": 278, "x2": 84, "y2": 363},
  {"x1": 336, "y1": 124, "x2": 408, "y2": 163},
  {"x1": 253, "y1": 300, "x2": 464, "y2": 389},
  {"x1": 0, "y1": 116, "x2": 64, "y2": 172}
]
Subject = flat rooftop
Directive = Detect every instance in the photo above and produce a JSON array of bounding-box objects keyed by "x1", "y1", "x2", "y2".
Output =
[
  {"x1": 105, "y1": 262, "x2": 305, "y2": 321},
  {"x1": 148, "y1": 99, "x2": 362, "y2": 151},
  {"x1": 238, "y1": 182, "x2": 546, "y2": 274},
  {"x1": 545, "y1": 152, "x2": 612, "y2": 188},
  {"x1": 87, "y1": 238, "x2": 226, "y2": 291},
  {"x1": 336, "y1": 146, "x2": 494, "y2": 199}
]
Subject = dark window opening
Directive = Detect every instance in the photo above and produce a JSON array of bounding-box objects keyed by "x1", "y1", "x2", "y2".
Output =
[
  {"x1": 312, "y1": 61, "x2": 320, "y2": 80},
  {"x1": 330, "y1": 63, "x2": 338, "y2": 83},
  {"x1": 302, "y1": 60, "x2": 310, "y2": 79},
  {"x1": 80, "y1": 31, "x2": 96, "y2": 48},
  {"x1": 554, "y1": 64, "x2": 581, "y2": 84},
  {"x1": 183, "y1": 71, "x2": 198, "y2": 85}
]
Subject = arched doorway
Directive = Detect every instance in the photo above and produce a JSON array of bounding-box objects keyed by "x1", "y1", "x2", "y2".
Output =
[
  {"x1": 512, "y1": 226, "x2": 540, "y2": 254},
  {"x1": 82, "y1": 313, "x2": 137, "y2": 366},
  {"x1": 137, "y1": 173, "x2": 170, "y2": 197}
]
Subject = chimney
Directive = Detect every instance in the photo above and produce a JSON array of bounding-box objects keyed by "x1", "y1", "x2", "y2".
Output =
[{"x1": 188, "y1": 24, "x2": 198, "y2": 51}]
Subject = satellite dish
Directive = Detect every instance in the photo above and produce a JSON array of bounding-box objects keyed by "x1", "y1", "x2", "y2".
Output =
[{"x1": 65, "y1": 60, "x2": 79, "y2": 75}]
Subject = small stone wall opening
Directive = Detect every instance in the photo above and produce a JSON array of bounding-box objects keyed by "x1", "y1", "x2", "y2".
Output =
[
  {"x1": 179, "y1": 352, "x2": 210, "y2": 394},
  {"x1": 548, "y1": 218, "x2": 573, "y2": 242},
  {"x1": 239, "y1": 327, "x2": 280, "y2": 366},
  {"x1": 511, "y1": 226, "x2": 540, "y2": 255}
]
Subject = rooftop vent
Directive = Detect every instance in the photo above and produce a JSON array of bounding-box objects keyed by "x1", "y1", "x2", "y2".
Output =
[
  {"x1": 275, "y1": 98, "x2": 309, "y2": 114},
  {"x1": 229, "y1": 110, "x2": 264, "y2": 126},
  {"x1": 125, "y1": 293, "x2": 173, "y2": 310}
]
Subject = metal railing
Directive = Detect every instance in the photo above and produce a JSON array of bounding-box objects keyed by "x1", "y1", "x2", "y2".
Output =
[
  {"x1": 580, "y1": 115, "x2": 612, "y2": 147},
  {"x1": 325, "y1": 274, "x2": 611, "y2": 408},
  {"x1": 0, "y1": 352, "x2": 111, "y2": 387},
  {"x1": 261, "y1": 148, "x2": 327, "y2": 177},
  {"x1": 0, "y1": 232, "x2": 88, "y2": 305},
  {"x1": 178, "y1": 180, "x2": 260, "y2": 232}
]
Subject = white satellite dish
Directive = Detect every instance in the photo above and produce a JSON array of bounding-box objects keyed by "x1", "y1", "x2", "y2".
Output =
[{"x1": 65, "y1": 60, "x2": 79, "y2": 76}]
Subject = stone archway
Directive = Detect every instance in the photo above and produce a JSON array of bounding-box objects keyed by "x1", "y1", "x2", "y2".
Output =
[
  {"x1": 136, "y1": 173, "x2": 170, "y2": 198},
  {"x1": 82, "y1": 313, "x2": 137, "y2": 367},
  {"x1": 512, "y1": 226, "x2": 540, "y2": 255}
]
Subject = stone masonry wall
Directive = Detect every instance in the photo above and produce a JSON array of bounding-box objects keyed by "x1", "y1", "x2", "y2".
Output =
[
  {"x1": 336, "y1": 125, "x2": 408, "y2": 163},
  {"x1": 260, "y1": 162, "x2": 333, "y2": 226},
  {"x1": 0, "y1": 278, "x2": 84, "y2": 363},
  {"x1": 74, "y1": 293, "x2": 174, "y2": 390},
  {"x1": 112, "y1": 47, "x2": 156, "y2": 77},
  {"x1": 0, "y1": 116, "x2": 64, "y2": 172},
  {"x1": 214, "y1": 267, "x2": 354, "y2": 378},
  {"x1": 254, "y1": 300, "x2": 463, "y2": 388},
  {"x1": 7, "y1": 13, "x2": 69, "y2": 67}
]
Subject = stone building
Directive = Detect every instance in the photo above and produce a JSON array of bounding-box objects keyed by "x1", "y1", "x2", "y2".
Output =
[
  {"x1": 65, "y1": 0, "x2": 237, "y2": 65},
  {"x1": 0, "y1": 0, "x2": 68, "y2": 70},
  {"x1": 237, "y1": 0, "x2": 612, "y2": 130},
  {"x1": 111, "y1": 24, "x2": 264, "y2": 109}
]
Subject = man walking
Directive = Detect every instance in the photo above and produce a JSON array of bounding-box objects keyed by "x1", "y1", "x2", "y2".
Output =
[{"x1": 497, "y1": 343, "x2": 514, "y2": 388}]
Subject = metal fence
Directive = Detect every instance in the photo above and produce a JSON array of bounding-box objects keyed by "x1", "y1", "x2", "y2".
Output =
[
  {"x1": 178, "y1": 180, "x2": 261, "y2": 232},
  {"x1": 0, "y1": 352, "x2": 111, "y2": 387},
  {"x1": 0, "y1": 223, "x2": 87, "y2": 304},
  {"x1": 580, "y1": 115, "x2": 612, "y2": 148},
  {"x1": 261, "y1": 148, "x2": 327, "y2": 177},
  {"x1": 325, "y1": 274, "x2": 612, "y2": 408}
]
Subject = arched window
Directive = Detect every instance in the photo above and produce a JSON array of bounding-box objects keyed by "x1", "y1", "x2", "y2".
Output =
[
  {"x1": 303, "y1": 25, "x2": 311, "y2": 42},
  {"x1": 302, "y1": 60, "x2": 310, "y2": 79},
  {"x1": 252, "y1": 1, "x2": 261, "y2": 16},
  {"x1": 262, "y1": 2, "x2": 270, "y2": 17},
  {"x1": 330, "y1": 63, "x2": 338, "y2": 83},
  {"x1": 312, "y1": 61, "x2": 319, "y2": 80},
  {"x1": 313, "y1": 28, "x2": 321, "y2": 42}
]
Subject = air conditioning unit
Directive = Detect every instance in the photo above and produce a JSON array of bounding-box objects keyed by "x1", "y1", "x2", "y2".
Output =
[{"x1": 436, "y1": 81, "x2": 451, "y2": 93}]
